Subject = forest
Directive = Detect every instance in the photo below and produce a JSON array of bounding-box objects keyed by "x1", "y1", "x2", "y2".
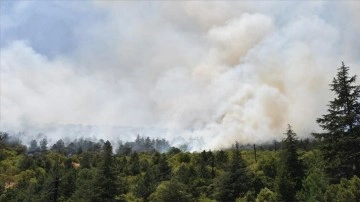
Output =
[{"x1": 0, "y1": 62, "x2": 360, "y2": 202}]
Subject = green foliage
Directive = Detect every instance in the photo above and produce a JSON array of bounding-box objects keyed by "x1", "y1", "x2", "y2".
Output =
[
  {"x1": 198, "y1": 194, "x2": 216, "y2": 202},
  {"x1": 80, "y1": 152, "x2": 91, "y2": 169},
  {"x1": 173, "y1": 163, "x2": 196, "y2": 185},
  {"x1": 129, "y1": 152, "x2": 141, "y2": 175},
  {"x1": 236, "y1": 191, "x2": 255, "y2": 202},
  {"x1": 149, "y1": 181, "x2": 192, "y2": 202},
  {"x1": 215, "y1": 150, "x2": 228, "y2": 169},
  {"x1": 315, "y1": 62, "x2": 360, "y2": 182},
  {"x1": 324, "y1": 176, "x2": 360, "y2": 202},
  {"x1": 134, "y1": 170, "x2": 156, "y2": 201},
  {"x1": 154, "y1": 154, "x2": 171, "y2": 181},
  {"x1": 275, "y1": 125, "x2": 303, "y2": 202},
  {"x1": 59, "y1": 168, "x2": 77, "y2": 199},
  {"x1": 214, "y1": 142, "x2": 251, "y2": 202},
  {"x1": 51, "y1": 139, "x2": 66, "y2": 154},
  {"x1": 296, "y1": 150, "x2": 328, "y2": 202},
  {"x1": 256, "y1": 187, "x2": 277, "y2": 202},
  {"x1": 71, "y1": 168, "x2": 98, "y2": 202},
  {"x1": 177, "y1": 152, "x2": 191, "y2": 164},
  {"x1": 296, "y1": 168, "x2": 328, "y2": 202},
  {"x1": 258, "y1": 154, "x2": 277, "y2": 179},
  {"x1": 167, "y1": 147, "x2": 182, "y2": 156},
  {"x1": 0, "y1": 117, "x2": 358, "y2": 202},
  {"x1": 93, "y1": 141, "x2": 119, "y2": 202}
]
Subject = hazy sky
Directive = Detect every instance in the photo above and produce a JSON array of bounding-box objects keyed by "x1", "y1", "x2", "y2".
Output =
[{"x1": 1, "y1": 1, "x2": 360, "y2": 149}]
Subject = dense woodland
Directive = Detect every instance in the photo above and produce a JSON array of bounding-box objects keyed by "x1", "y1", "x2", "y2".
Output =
[{"x1": 1, "y1": 62, "x2": 360, "y2": 202}]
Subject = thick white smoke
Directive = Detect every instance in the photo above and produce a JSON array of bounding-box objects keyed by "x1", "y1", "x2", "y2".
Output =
[{"x1": 1, "y1": 1, "x2": 360, "y2": 149}]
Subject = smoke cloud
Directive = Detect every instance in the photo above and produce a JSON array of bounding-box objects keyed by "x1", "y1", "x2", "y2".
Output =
[{"x1": 1, "y1": 1, "x2": 360, "y2": 149}]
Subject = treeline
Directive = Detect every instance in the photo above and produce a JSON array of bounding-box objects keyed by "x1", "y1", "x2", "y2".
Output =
[
  {"x1": 0, "y1": 129, "x2": 358, "y2": 202},
  {"x1": 24, "y1": 135, "x2": 172, "y2": 157},
  {"x1": 0, "y1": 62, "x2": 359, "y2": 202}
]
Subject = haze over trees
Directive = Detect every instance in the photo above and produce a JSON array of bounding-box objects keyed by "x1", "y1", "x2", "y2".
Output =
[{"x1": 1, "y1": 62, "x2": 360, "y2": 201}]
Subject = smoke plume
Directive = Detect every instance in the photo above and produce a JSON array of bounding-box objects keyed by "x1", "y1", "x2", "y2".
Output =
[{"x1": 1, "y1": 1, "x2": 360, "y2": 149}]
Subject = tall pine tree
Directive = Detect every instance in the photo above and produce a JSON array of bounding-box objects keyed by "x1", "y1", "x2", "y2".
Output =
[
  {"x1": 93, "y1": 141, "x2": 118, "y2": 202},
  {"x1": 215, "y1": 142, "x2": 251, "y2": 202},
  {"x1": 314, "y1": 62, "x2": 360, "y2": 182},
  {"x1": 275, "y1": 125, "x2": 303, "y2": 202}
]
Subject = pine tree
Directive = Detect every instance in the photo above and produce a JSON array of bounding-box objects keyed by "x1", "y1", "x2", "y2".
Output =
[
  {"x1": 28, "y1": 140, "x2": 39, "y2": 153},
  {"x1": 197, "y1": 150, "x2": 211, "y2": 179},
  {"x1": 129, "y1": 151, "x2": 141, "y2": 175},
  {"x1": 314, "y1": 62, "x2": 360, "y2": 182},
  {"x1": 40, "y1": 138, "x2": 48, "y2": 152},
  {"x1": 71, "y1": 168, "x2": 98, "y2": 201},
  {"x1": 134, "y1": 170, "x2": 156, "y2": 201},
  {"x1": 215, "y1": 150, "x2": 228, "y2": 169},
  {"x1": 156, "y1": 154, "x2": 171, "y2": 181},
  {"x1": 275, "y1": 125, "x2": 303, "y2": 202},
  {"x1": 93, "y1": 141, "x2": 118, "y2": 202},
  {"x1": 215, "y1": 142, "x2": 251, "y2": 202}
]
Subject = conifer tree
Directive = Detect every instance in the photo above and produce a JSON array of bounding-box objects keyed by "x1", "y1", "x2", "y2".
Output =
[
  {"x1": 40, "y1": 138, "x2": 48, "y2": 152},
  {"x1": 93, "y1": 141, "x2": 118, "y2": 202},
  {"x1": 28, "y1": 140, "x2": 39, "y2": 153},
  {"x1": 275, "y1": 125, "x2": 303, "y2": 202},
  {"x1": 315, "y1": 62, "x2": 360, "y2": 182},
  {"x1": 134, "y1": 170, "x2": 156, "y2": 202},
  {"x1": 129, "y1": 152, "x2": 141, "y2": 175},
  {"x1": 156, "y1": 154, "x2": 171, "y2": 181},
  {"x1": 215, "y1": 142, "x2": 251, "y2": 202}
]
